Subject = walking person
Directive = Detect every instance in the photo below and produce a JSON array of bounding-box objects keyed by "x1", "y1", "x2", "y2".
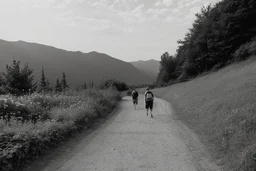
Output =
[
  {"x1": 144, "y1": 87, "x2": 154, "y2": 118},
  {"x1": 131, "y1": 89, "x2": 139, "y2": 109}
]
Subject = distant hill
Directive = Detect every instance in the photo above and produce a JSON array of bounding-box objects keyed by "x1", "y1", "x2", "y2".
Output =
[
  {"x1": 0, "y1": 39, "x2": 153, "y2": 87},
  {"x1": 130, "y1": 59, "x2": 160, "y2": 81}
]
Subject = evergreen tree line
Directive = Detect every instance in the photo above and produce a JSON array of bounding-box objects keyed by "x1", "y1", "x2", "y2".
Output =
[
  {"x1": 0, "y1": 60, "x2": 129, "y2": 96},
  {"x1": 157, "y1": 0, "x2": 256, "y2": 86},
  {"x1": 0, "y1": 60, "x2": 69, "y2": 95}
]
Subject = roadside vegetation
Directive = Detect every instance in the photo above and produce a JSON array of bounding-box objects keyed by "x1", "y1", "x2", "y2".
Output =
[
  {"x1": 152, "y1": 0, "x2": 256, "y2": 170},
  {"x1": 0, "y1": 60, "x2": 122, "y2": 171}
]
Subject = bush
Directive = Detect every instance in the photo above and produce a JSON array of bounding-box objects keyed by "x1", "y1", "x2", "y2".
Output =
[
  {"x1": 0, "y1": 97, "x2": 31, "y2": 123},
  {"x1": 99, "y1": 79, "x2": 128, "y2": 92},
  {"x1": 233, "y1": 37, "x2": 256, "y2": 61},
  {"x1": 0, "y1": 88, "x2": 121, "y2": 171},
  {"x1": 0, "y1": 86, "x2": 6, "y2": 95}
]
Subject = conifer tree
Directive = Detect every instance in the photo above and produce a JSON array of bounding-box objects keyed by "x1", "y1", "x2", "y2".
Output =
[
  {"x1": 0, "y1": 73, "x2": 6, "y2": 95},
  {"x1": 0, "y1": 73, "x2": 4, "y2": 86},
  {"x1": 61, "y1": 72, "x2": 68, "y2": 92},
  {"x1": 4, "y1": 60, "x2": 37, "y2": 95},
  {"x1": 39, "y1": 67, "x2": 50, "y2": 94},
  {"x1": 89, "y1": 81, "x2": 95, "y2": 88},
  {"x1": 55, "y1": 78, "x2": 62, "y2": 93},
  {"x1": 81, "y1": 81, "x2": 87, "y2": 90}
]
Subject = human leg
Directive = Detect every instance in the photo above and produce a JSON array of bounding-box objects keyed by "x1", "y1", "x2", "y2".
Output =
[
  {"x1": 149, "y1": 101, "x2": 153, "y2": 118},
  {"x1": 145, "y1": 101, "x2": 149, "y2": 116}
]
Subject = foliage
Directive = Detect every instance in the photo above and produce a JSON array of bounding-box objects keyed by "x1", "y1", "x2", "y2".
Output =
[
  {"x1": 61, "y1": 72, "x2": 68, "y2": 92},
  {"x1": 0, "y1": 88, "x2": 120, "y2": 171},
  {"x1": 0, "y1": 74, "x2": 6, "y2": 95},
  {"x1": 99, "y1": 79, "x2": 128, "y2": 92},
  {"x1": 88, "y1": 81, "x2": 95, "y2": 89},
  {"x1": 81, "y1": 81, "x2": 87, "y2": 90},
  {"x1": 39, "y1": 67, "x2": 51, "y2": 93},
  {"x1": 157, "y1": 0, "x2": 256, "y2": 84},
  {"x1": 156, "y1": 52, "x2": 178, "y2": 85},
  {"x1": 55, "y1": 78, "x2": 62, "y2": 93},
  {"x1": 3, "y1": 60, "x2": 37, "y2": 96},
  {"x1": 233, "y1": 37, "x2": 256, "y2": 61},
  {"x1": 0, "y1": 73, "x2": 4, "y2": 86}
]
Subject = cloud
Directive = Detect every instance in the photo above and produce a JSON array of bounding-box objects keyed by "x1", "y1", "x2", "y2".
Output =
[
  {"x1": 154, "y1": 0, "x2": 174, "y2": 7},
  {"x1": 86, "y1": 18, "x2": 134, "y2": 34},
  {"x1": 164, "y1": 16, "x2": 174, "y2": 22},
  {"x1": 114, "y1": 4, "x2": 148, "y2": 23}
]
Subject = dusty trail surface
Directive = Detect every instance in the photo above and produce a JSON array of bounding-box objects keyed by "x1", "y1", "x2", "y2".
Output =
[{"x1": 23, "y1": 96, "x2": 220, "y2": 171}]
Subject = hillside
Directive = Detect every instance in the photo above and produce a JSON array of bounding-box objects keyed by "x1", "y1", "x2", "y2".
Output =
[
  {"x1": 156, "y1": 0, "x2": 256, "y2": 85},
  {"x1": 152, "y1": 57, "x2": 256, "y2": 171},
  {"x1": 0, "y1": 39, "x2": 153, "y2": 87},
  {"x1": 130, "y1": 59, "x2": 160, "y2": 81}
]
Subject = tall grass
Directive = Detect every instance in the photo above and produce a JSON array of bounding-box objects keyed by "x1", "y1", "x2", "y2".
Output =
[
  {"x1": 0, "y1": 88, "x2": 120, "y2": 171},
  {"x1": 153, "y1": 57, "x2": 256, "y2": 171}
]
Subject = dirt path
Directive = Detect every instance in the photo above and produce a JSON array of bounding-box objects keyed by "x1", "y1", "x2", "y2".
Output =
[{"x1": 23, "y1": 96, "x2": 220, "y2": 171}]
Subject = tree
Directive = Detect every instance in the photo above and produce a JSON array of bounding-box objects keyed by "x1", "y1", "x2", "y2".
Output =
[
  {"x1": 81, "y1": 81, "x2": 87, "y2": 90},
  {"x1": 89, "y1": 81, "x2": 95, "y2": 89},
  {"x1": 55, "y1": 78, "x2": 62, "y2": 92},
  {"x1": 39, "y1": 66, "x2": 51, "y2": 94},
  {"x1": 0, "y1": 73, "x2": 6, "y2": 95},
  {"x1": 156, "y1": 52, "x2": 178, "y2": 85},
  {"x1": 0, "y1": 73, "x2": 4, "y2": 86},
  {"x1": 99, "y1": 79, "x2": 128, "y2": 92},
  {"x1": 157, "y1": 0, "x2": 256, "y2": 84},
  {"x1": 4, "y1": 60, "x2": 37, "y2": 95},
  {"x1": 61, "y1": 72, "x2": 68, "y2": 92}
]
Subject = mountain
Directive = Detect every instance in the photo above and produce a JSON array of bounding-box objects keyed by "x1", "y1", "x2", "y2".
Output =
[
  {"x1": 0, "y1": 39, "x2": 154, "y2": 87},
  {"x1": 130, "y1": 59, "x2": 160, "y2": 82}
]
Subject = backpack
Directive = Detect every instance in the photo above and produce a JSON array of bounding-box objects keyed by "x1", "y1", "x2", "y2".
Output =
[{"x1": 145, "y1": 91, "x2": 153, "y2": 101}]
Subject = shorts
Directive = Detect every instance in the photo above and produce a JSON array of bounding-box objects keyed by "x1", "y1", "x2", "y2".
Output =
[
  {"x1": 145, "y1": 100, "x2": 153, "y2": 110},
  {"x1": 133, "y1": 98, "x2": 138, "y2": 105}
]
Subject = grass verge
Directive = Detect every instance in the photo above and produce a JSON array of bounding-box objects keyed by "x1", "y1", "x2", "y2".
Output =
[
  {"x1": 153, "y1": 57, "x2": 256, "y2": 171},
  {"x1": 0, "y1": 88, "x2": 121, "y2": 171}
]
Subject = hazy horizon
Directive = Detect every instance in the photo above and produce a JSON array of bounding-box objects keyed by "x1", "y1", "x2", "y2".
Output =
[{"x1": 0, "y1": 0, "x2": 220, "y2": 62}]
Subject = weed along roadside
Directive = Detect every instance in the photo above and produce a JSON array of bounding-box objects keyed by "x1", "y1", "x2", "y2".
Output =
[{"x1": 0, "y1": 88, "x2": 121, "y2": 171}]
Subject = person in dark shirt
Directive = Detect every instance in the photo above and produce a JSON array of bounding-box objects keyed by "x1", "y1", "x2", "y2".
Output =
[{"x1": 131, "y1": 89, "x2": 139, "y2": 109}]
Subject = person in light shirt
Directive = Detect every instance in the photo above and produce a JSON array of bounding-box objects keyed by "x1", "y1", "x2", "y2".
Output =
[{"x1": 144, "y1": 87, "x2": 154, "y2": 118}]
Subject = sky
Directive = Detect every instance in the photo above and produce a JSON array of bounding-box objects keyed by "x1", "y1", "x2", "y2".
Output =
[{"x1": 0, "y1": 0, "x2": 220, "y2": 62}]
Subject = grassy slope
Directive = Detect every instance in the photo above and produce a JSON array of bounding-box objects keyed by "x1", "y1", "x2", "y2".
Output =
[{"x1": 152, "y1": 57, "x2": 256, "y2": 171}]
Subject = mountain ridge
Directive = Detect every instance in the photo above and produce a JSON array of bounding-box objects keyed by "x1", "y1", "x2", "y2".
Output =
[
  {"x1": 0, "y1": 39, "x2": 154, "y2": 87},
  {"x1": 130, "y1": 59, "x2": 160, "y2": 82}
]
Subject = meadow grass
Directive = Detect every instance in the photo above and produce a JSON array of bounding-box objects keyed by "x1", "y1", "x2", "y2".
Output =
[
  {"x1": 0, "y1": 88, "x2": 121, "y2": 171},
  {"x1": 153, "y1": 57, "x2": 256, "y2": 171}
]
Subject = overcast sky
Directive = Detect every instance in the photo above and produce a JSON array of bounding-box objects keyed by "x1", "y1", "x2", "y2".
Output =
[{"x1": 0, "y1": 0, "x2": 220, "y2": 62}]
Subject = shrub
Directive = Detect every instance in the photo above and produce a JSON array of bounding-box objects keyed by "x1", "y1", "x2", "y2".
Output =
[
  {"x1": 0, "y1": 86, "x2": 7, "y2": 95},
  {"x1": 0, "y1": 88, "x2": 121, "y2": 171},
  {"x1": 233, "y1": 37, "x2": 256, "y2": 62},
  {"x1": 99, "y1": 79, "x2": 128, "y2": 92}
]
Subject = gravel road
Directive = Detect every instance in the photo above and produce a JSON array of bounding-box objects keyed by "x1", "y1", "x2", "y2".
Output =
[{"x1": 23, "y1": 96, "x2": 220, "y2": 171}]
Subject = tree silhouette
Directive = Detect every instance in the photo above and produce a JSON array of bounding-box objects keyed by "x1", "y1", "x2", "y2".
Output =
[
  {"x1": 81, "y1": 81, "x2": 87, "y2": 90},
  {"x1": 39, "y1": 66, "x2": 50, "y2": 94},
  {"x1": 61, "y1": 72, "x2": 68, "y2": 92},
  {"x1": 55, "y1": 78, "x2": 62, "y2": 93},
  {"x1": 4, "y1": 60, "x2": 37, "y2": 95}
]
